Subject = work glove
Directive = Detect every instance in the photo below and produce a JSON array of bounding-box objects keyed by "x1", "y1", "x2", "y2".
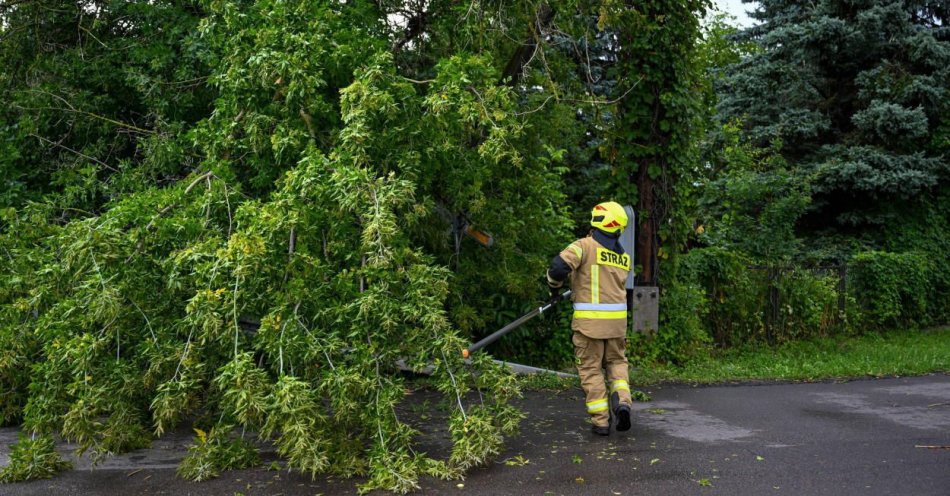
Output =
[{"x1": 548, "y1": 285, "x2": 562, "y2": 306}]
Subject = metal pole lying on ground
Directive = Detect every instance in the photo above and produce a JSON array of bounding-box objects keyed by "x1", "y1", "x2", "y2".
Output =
[{"x1": 462, "y1": 290, "x2": 572, "y2": 358}]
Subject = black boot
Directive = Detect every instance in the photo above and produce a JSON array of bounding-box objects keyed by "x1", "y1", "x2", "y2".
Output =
[
  {"x1": 615, "y1": 404, "x2": 631, "y2": 432},
  {"x1": 591, "y1": 424, "x2": 610, "y2": 436}
]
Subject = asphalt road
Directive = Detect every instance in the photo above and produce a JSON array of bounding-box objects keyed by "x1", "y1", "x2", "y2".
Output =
[{"x1": 2, "y1": 374, "x2": 948, "y2": 495}]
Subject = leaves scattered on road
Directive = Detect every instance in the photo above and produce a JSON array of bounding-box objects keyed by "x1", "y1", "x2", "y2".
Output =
[{"x1": 503, "y1": 455, "x2": 530, "y2": 467}]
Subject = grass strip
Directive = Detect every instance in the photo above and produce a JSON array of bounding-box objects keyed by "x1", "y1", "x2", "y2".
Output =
[
  {"x1": 636, "y1": 327, "x2": 950, "y2": 385},
  {"x1": 517, "y1": 328, "x2": 950, "y2": 390}
]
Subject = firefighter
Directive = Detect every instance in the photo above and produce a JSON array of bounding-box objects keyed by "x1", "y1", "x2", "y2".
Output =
[{"x1": 547, "y1": 201, "x2": 633, "y2": 436}]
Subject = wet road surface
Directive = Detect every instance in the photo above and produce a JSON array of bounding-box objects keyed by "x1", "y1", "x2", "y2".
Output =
[{"x1": 2, "y1": 374, "x2": 948, "y2": 495}]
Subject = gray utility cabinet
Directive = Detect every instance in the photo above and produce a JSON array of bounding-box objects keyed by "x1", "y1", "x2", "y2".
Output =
[
  {"x1": 619, "y1": 205, "x2": 659, "y2": 333},
  {"x1": 630, "y1": 287, "x2": 659, "y2": 333}
]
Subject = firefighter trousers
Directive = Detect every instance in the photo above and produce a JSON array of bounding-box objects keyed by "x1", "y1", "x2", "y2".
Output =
[{"x1": 572, "y1": 331, "x2": 632, "y2": 428}]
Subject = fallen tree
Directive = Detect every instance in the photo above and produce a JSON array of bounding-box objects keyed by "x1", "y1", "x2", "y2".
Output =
[
  {"x1": 0, "y1": 0, "x2": 711, "y2": 491},
  {"x1": 0, "y1": 0, "x2": 574, "y2": 492}
]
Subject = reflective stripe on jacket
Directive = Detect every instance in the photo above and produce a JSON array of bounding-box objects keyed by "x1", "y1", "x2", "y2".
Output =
[{"x1": 556, "y1": 235, "x2": 630, "y2": 339}]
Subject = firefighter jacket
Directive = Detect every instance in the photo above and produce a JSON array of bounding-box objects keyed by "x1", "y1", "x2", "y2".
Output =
[{"x1": 548, "y1": 230, "x2": 630, "y2": 339}]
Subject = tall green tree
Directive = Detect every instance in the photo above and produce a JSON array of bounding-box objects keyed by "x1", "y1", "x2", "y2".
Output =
[
  {"x1": 603, "y1": 0, "x2": 709, "y2": 284},
  {"x1": 719, "y1": 0, "x2": 950, "y2": 230}
]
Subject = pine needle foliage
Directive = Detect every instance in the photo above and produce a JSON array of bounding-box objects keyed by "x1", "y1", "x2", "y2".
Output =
[{"x1": 719, "y1": 0, "x2": 950, "y2": 228}]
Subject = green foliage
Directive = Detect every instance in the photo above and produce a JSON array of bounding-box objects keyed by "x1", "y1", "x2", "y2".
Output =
[
  {"x1": 772, "y1": 269, "x2": 843, "y2": 340},
  {"x1": 631, "y1": 282, "x2": 710, "y2": 365},
  {"x1": 261, "y1": 375, "x2": 329, "y2": 478},
  {"x1": 214, "y1": 353, "x2": 269, "y2": 429},
  {"x1": 2, "y1": 1, "x2": 664, "y2": 491},
  {"x1": 638, "y1": 327, "x2": 950, "y2": 385},
  {"x1": 695, "y1": 11, "x2": 757, "y2": 158},
  {"x1": 677, "y1": 247, "x2": 763, "y2": 345},
  {"x1": 685, "y1": 3, "x2": 947, "y2": 357},
  {"x1": 674, "y1": 247, "x2": 850, "y2": 346},
  {"x1": 604, "y1": 0, "x2": 710, "y2": 272},
  {"x1": 720, "y1": 0, "x2": 950, "y2": 228},
  {"x1": 877, "y1": 187, "x2": 950, "y2": 320},
  {"x1": 684, "y1": 114, "x2": 836, "y2": 347},
  {"x1": 698, "y1": 122, "x2": 811, "y2": 263},
  {"x1": 177, "y1": 426, "x2": 260, "y2": 482},
  {"x1": 0, "y1": 0, "x2": 212, "y2": 209},
  {"x1": 849, "y1": 251, "x2": 933, "y2": 330},
  {"x1": 517, "y1": 372, "x2": 579, "y2": 391},
  {"x1": 0, "y1": 435, "x2": 71, "y2": 483}
]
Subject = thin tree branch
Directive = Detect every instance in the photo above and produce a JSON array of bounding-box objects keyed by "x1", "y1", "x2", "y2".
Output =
[
  {"x1": 515, "y1": 95, "x2": 554, "y2": 116},
  {"x1": 399, "y1": 76, "x2": 435, "y2": 85},
  {"x1": 28, "y1": 133, "x2": 118, "y2": 172},
  {"x1": 299, "y1": 108, "x2": 316, "y2": 139},
  {"x1": 499, "y1": 3, "x2": 555, "y2": 86},
  {"x1": 22, "y1": 90, "x2": 155, "y2": 135},
  {"x1": 563, "y1": 76, "x2": 643, "y2": 106}
]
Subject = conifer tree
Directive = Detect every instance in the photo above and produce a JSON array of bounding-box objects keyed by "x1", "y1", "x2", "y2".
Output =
[{"x1": 719, "y1": 0, "x2": 949, "y2": 228}]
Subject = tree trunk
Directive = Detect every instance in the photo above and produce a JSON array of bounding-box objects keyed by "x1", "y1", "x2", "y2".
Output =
[
  {"x1": 499, "y1": 3, "x2": 554, "y2": 86},
  {"x1": 636, "y1": 159, "x2": 657, "y2": 286}
]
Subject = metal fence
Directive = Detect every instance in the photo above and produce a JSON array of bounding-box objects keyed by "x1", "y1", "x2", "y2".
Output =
[{"x1": 707, "y1": 264, "x2": 850, "y2": 345}]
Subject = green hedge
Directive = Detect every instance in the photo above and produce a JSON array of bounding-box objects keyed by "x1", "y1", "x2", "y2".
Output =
[
  {"x1": 499, "y1": 248, "x2": 945, "y2": 369},
  {"x1": 630, "y1": 283, "x2": 711, "y2": 366},
  {"x1": 849, "y1": 251, "x2": 934, "y2": 330},
  {"x1": 772, "y1": 268, "x2": 844, "y2": 340},
  {"x1": 671, "y1": 248, "x2": 850, "y2": 349},
  {"x1": 676, "y1": 247, "x2": 763, "y2": 345}
]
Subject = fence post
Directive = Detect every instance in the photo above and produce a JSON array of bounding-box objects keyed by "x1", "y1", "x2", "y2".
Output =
[
  {"x1": 766, "y1": 266, "x2": 779, "y2": 343},
  {"x1": 837, "y1": 264, "x2": 847, "y2": 315}
]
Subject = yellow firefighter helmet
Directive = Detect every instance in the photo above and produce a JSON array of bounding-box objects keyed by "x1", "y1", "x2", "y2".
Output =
[{"x1": 590, "y1": 201, "x2": 628, "y2": 234}]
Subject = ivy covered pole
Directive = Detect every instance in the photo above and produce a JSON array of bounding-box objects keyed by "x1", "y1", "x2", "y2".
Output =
[{"x1": 604, "y1": 0, "x2": 709, "y2": 285}]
